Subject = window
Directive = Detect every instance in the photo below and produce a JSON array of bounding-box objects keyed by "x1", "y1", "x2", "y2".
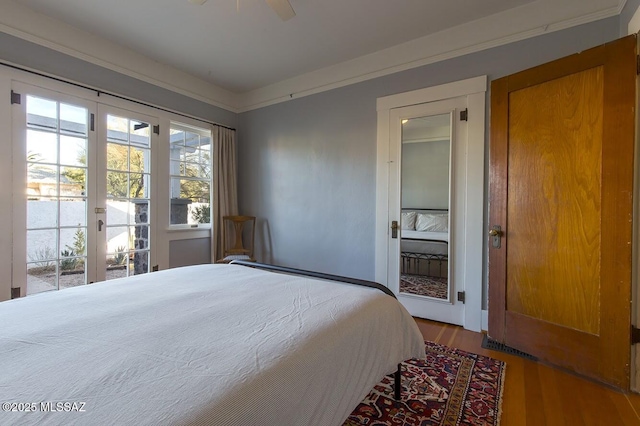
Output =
[{"x1": 169, "y1": 123, "x2": 212, "y2": 227}]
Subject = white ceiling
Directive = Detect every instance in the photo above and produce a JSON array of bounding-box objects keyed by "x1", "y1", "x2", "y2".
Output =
[{"x1": 1, "y1": 0, "x2": 627, "y2": 111}]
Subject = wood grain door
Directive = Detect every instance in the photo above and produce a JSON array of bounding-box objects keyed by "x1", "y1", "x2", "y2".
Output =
[{"x1": 488, "y1": 35, "x2": 636, "y2": 389}]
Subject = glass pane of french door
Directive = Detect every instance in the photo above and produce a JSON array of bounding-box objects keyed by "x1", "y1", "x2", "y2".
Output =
[
  {"x1": 103, "y1": 112, "x2": 152, "y2": 280},
  {"x1": 24, "y1": 94, "x2": 90, "y2": 295}
]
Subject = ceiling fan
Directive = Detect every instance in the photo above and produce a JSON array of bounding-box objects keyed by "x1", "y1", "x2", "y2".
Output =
[{"x1": 189, "y1": 0, "x2": 296, "y2": 21}]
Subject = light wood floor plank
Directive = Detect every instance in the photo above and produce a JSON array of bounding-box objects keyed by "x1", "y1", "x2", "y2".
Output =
[
  {"x1": 555, "y1": 372, "x2": 588, "y2": 425},
  {"x1": 501, "y1": 356, "x2": 527, "y2": 425},
  {"x1": 523, "y1": 363, "x2": 546, "y2": 425},
  {"x1": 537, "y1": 364, "x2": 566, "y2": 426},
  {"x1": 609, "y1": 391, "x2": 640, "y2": 426},
  {"x1": 626, "y1": 391, "x2": 640, "y2": 416},
  {"x1": 574, "y1": 377, "x2": 622, "y2": 426}
]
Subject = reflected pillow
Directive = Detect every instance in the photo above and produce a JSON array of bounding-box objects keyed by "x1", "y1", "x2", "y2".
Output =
[
  {"x1": 416, "y1": 213, "x2": 448, "y2": 232},
  {"x1": 401, "y1": 211, "x2": 417, "y2": 230}
]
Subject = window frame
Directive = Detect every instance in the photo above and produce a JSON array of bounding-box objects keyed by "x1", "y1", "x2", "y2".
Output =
[{"x1": 168, "y1": 121, "x2": 213, "y2": 230}]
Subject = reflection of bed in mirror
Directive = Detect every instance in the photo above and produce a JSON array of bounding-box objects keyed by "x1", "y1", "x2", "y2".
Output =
[{"x1": 400, "y1": 209, "x2": 448, "y2": 299}]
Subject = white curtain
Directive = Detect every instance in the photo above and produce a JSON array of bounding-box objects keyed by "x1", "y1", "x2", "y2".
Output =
[{"x1": 211, "y1": 126, "x2": 238, "y2": 262}]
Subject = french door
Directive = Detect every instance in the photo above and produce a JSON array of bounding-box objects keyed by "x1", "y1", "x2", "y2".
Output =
[
  {"x1": 96, "y1": 105, "x2": 156, "y2": 283},
  {"x1": 12, "y1": 83, "x2": 157, "y2": 295}
]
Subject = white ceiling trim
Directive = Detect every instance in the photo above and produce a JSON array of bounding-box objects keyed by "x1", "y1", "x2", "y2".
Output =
[
  {"x1": 0, "y1": 1, "x2": 239, "y2": 112},
  {"x1": 238, "y1": 0, "x2": 626, "y2": 112},
  {"x1": 0, "y1": 0, "x2": 627, "y2": 114}
]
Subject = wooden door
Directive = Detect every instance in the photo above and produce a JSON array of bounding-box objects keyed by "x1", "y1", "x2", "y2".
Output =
[{"x1": 488, "y1": 35, "x2": 636, "y2": 389}]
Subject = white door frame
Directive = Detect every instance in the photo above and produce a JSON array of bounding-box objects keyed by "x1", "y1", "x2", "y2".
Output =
[{"x1": 375, "y1": 76, "x2": 486, "y2": 332}]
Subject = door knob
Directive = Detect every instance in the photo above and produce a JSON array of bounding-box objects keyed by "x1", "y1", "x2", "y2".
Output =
[{"x1": 489, "y1": 225, "x2": 502, "y2": 248}]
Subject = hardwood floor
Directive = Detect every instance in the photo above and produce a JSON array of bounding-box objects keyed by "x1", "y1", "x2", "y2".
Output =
[{"x1": 414, "y1": 318, "x2": 640, "y2": 425}]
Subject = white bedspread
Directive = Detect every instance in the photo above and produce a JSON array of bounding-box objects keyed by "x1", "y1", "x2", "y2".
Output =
[{"x1": 0, "y1": 264, "x2": 425, "y2": 426}]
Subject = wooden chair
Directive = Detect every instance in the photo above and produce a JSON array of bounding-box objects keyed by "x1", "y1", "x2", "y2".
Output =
[{"x1": 216, "y1": 215, "x2": 256, "y2": 263}]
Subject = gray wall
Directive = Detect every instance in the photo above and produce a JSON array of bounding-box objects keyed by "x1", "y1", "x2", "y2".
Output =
[
  {"x1": 169, "y1": 238, "x2": 211, "y2": 268},
  {"x1": 238, "y1": 16, "x2": 621, "y2": 283}
]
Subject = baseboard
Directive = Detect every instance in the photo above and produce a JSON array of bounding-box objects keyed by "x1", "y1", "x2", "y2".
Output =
[{"x1": 482, "y1": 309, "x2": 488, "y2": 332}]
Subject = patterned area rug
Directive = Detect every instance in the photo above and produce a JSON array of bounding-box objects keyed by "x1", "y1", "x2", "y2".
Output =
[
  {"x1": 400, "y1": 274, "x2": 448, "y2": 299},
  {"x1": 345, "y1": 341, "x2": 506, "y2": 426}
]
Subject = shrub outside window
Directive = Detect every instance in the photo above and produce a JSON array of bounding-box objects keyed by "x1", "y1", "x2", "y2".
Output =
[{"x1": 169, "y1": 123, "x2": 212, "y2": 227}]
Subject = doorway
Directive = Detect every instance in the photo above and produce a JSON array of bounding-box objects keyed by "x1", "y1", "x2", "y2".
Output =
[{"x1": 375, "y1": 76, "x2": 486, "y2": 331}]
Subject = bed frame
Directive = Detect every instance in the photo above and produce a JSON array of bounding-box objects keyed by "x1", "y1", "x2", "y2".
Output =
[
  {"x1": 230, "y1": 260, "x2": 404, "y2": 402},
  {"x1": 401, "y1": 208, "x2": 449, "y2": 277}
]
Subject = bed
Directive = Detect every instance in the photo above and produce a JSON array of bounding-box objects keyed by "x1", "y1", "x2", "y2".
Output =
[
  {"x1": 400, "y1": 209, "x2": 449, "y2": 278},
  {"x1": 0, "y1": 262, "x2": 425, "y2": 426}
]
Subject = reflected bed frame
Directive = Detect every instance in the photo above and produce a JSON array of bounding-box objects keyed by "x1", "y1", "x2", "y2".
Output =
[
  {"x1": 230, "y1": 260, "x2": 404, "y2": 401},
  {"x1": 401, "y1": 208, "x2": 449, "y2": 277}
]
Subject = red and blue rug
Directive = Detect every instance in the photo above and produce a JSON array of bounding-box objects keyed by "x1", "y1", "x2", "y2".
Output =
[{"x1": 345, "y1": 341, "x2": 506, "y2": 426}]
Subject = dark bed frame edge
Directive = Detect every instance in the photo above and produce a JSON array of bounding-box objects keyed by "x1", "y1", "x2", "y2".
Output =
[
  {"x1": 229, "y1": 260, "x2": 397, "y2": 299},
  {"x1": 228, "y1": 260, "x2": 404, "y2": 402}
]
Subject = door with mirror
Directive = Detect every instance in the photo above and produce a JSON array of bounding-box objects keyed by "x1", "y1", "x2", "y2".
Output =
[{"x1": 388, "y1": 96, "x2": 468, "y2": 325}]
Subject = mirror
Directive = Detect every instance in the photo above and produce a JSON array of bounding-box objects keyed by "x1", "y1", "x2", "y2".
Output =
[{"x1": 399, "y1": 113, "x2": 451, "y2": 300}]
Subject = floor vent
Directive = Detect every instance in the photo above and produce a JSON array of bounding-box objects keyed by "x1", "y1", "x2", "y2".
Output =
[{"x1": 481, "y1": 334, "x2": 538, "y2": 361}]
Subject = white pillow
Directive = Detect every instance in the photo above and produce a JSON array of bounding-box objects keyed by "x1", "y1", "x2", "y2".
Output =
[
  {"x1": 401, "y1": 211, "x2": 417, "y2": 230},
  {"x1": 416, "y1": 213, "x2": 448, "y2": 232}
]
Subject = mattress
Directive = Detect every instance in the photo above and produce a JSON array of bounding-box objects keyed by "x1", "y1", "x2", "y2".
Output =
[
  {"x1": 401, "y1": 230, "x2": 448, "y2": 256},
  {"x1": 0, "y1": 264, "x2": 425, "y2": 426},
  {"x1": 401, "y1": 230, "x2": 448, "y2": 242}
]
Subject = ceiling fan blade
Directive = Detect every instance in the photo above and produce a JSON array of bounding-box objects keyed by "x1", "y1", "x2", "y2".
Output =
[{"x1": 265, "y1": 0, "x2": 296, "y2": 21}]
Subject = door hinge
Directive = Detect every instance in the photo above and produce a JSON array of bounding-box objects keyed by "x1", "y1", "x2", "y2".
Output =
[
  {"x1": 90, "y1": 113, "x2": 95, "y2": 132},
  {"x1": 11, "y1": 287, "x2": 21, "y2": 299},
  {"x1": 152, "y1": 265, "x2": 159, "y2": 272},
  {"x1": 637, "y1": 55, "x2": 640, "y2": 75},
  {"x1": 457, "y1": 291, "x2": 465, "y2": 303},
  {"x1": 460, "y1": 108, "x2": 468, "y2": 121},
  {"x1": 153, "y1": 124, "x2": 160, "y2": 135},
  {"x1": 632, "y1": 326, "x2": 640, "y2": 344},
  {"x1": 10, "y1": 90, "x2": 21, "y2": 105}
]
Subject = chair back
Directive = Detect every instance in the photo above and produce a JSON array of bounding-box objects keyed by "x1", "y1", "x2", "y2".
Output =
[{"x1": 220, "y1": 215, "x2": 256, "y2": 262}]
